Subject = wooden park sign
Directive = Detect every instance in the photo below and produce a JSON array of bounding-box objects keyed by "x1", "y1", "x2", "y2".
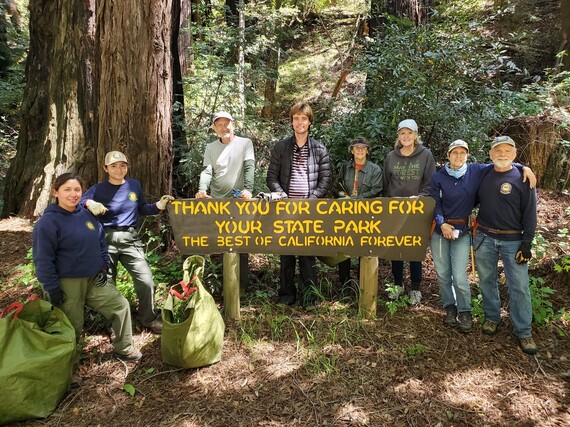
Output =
[{"x1": 168, "y1": 197, "x2": 435, "y2": 261}]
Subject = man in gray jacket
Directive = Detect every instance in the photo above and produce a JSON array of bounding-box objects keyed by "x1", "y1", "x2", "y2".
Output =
[{"x1": 267, "y1": 102, "x2": 331, "y2": 307}]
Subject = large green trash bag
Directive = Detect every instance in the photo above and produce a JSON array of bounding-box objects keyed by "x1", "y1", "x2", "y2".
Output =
[
  {"x1": 161, "y1": 255, "x2": 225, "y2": 368},
  {"x1": 0, "y1": 297, "x2": 76, "y2": 424}
]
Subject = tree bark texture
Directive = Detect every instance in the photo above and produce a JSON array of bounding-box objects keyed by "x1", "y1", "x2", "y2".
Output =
[
  {"x1": 503, "y1": 116, "x2": 570, "y2": 191},
  {"x1": 562, "y1": 0, "x2": 570, "y2": 70},
  {"x1": 95, "y1": 0, "x2": 173, "y2": 201},
  {"x1": 3, "y1": 0, "x2": 97, "y2": 217},
  {"x1": 3, "y1": 0, "x2": 176, "y2": 217}
]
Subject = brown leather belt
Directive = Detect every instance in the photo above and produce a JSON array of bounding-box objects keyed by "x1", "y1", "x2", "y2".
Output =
[
  {"x1": 446, "y1": 218, "x2": 468, "y2": 225},
  {"x1": 477, "y1": 223, "x2": 521, "y2": 235}
]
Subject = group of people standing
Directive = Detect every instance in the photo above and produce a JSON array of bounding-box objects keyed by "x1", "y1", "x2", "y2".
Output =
[
  {"x1": 197, "y1": 102, "x2": 538, "y2": 354},
  {"x1": 31, "y1": 101, "x2": 539, "y2": 363}
]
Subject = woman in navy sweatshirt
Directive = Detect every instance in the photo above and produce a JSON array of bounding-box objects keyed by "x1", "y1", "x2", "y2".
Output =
[{"x1": 33, "y1": 173, "x2": 142, "y2": 361}]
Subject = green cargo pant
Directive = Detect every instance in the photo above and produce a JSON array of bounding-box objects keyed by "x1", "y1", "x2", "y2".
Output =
[
  {"x1": 59, "y1": 277, "x2": 134, "y2": 355},
  {"x1": 105, "y1": 228, "x2": 157, "y2": 326}
]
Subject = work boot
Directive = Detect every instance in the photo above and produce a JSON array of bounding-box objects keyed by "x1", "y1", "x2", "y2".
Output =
[
  {"x1": 458, "y1": 311, "x2": 473, "y2": 333},
  {"x1": 143, "y1": 319, "x2": 163, "y2": 334},
  {"x1": 482, "y1": 319, "x2": 501, "y2": 336},
  {"x1": 443, "y1": 305, "x2": 458, "y2": 327},
  {"x1": 114, "y1": 349, "x2": 143, "y2": 362},
  {"x1": 518, "y1": 336, "x2": 538, "y2": 355}
]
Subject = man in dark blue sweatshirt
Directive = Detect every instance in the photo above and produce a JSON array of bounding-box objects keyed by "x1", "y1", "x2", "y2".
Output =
[{"x1": 474, "y1": 136, "x2": 538, "y2": 355}]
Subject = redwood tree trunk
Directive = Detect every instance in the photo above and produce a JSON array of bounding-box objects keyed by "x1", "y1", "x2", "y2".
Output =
[
  {"x1": 562, "y1": 0, "x2": 570, "y2": 70},
  {"x1": 3, "y1": 0, "x2": 97, "y2": 217},
  {"x1": 3, "y1": 0, "x2": 177, "y2": 217},
  {"x1": 95, "y1": 0, "x2": 173, "y2": 200}
]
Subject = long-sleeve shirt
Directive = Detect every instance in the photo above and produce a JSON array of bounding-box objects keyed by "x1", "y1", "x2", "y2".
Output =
[
  {"x1": 383, "y1": 144, "x2": 436, "y2": 197},
  {"x1": 82, "y1": 178, "x2": 159, "y2": 227},
  {"x1": 33, "y1": 204, "x2": 109, "y2": 293},
  {"x1": 476, "y1": 167, "x2": 537, "y2": 243}
]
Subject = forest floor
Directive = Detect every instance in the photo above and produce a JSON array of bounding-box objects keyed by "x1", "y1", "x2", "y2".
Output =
[{"x1": 1, "y1": 189, "x2": 570, "y2": 427}]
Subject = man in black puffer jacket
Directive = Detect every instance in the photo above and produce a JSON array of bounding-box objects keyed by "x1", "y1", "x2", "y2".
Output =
[{"x1": 267, "y1": 102, "x2": 332, "y2": 308}]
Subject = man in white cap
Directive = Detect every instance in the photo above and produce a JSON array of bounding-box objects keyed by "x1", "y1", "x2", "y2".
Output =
[
  {"x1": 474, "y1": 135, "x2": 538, "y2": 355},
  {"x1": 196, "y1": 111, "x2": 255, "y2": 288},
  {"x1": 82, "y1": 151, "x2": 174, "y2": 334}
]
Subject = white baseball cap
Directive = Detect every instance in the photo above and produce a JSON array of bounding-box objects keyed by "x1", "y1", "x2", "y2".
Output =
[
  {"x1": 397, "y1": 119, "x2": 418, "y2": 133},
  {"x1": 212, "y1": 111, "x2": 234, "y2": 124}
]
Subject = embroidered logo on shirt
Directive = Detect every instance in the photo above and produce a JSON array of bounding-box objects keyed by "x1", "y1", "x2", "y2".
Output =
[
  {"x1": 500, "y1": 183, "x2": 512, "y2": 195},
  {"x1": 86, "y1": 221, "x2": 95, "y2": 231},
  {"x1": 129, "y1": 192, "x2": 138, "y2": 202}
]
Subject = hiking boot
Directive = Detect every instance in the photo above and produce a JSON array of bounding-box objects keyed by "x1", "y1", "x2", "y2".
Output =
[
  {"x1": 443, "y1": 305, "x2": 458, "y2": 327},
  {"x1": 143, "y1": 319, "x2": 162, "y2": 334},
  {"x1": 482, "y1": 319, "x2": 501, "y2": 336},
  {"x1": 114, "y1": 349, "x2": 143, "y2": 362},
  {"x1": 518, "y1": 336, "x2": 538, "y2": 355},
  {"x1": 458, "y1": 311, "x2": 473, "y2": 333},
  {"x1": 408, "y1": 290, "x2": 422, "y2": 305},
  {"x1": 388, "y1": 284, "x2": 404, "y2": 300}
]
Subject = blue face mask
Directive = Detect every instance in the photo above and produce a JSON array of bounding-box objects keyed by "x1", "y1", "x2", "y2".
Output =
[{"x1": 445, "y1": 162, "x2": 467, "y2": 179}]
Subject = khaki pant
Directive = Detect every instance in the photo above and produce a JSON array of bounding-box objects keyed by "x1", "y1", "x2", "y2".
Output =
[{"x1": 59, "y1": 277, "x2": 134, "y2": 355}]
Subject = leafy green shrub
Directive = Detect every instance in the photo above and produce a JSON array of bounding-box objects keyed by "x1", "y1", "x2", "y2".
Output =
[
  {"x1": 529, "y1": 276, "x2": 559, "y2": 325},
  {"x1": 316, "y1": 16, "x2": 541, "y2": 167}
]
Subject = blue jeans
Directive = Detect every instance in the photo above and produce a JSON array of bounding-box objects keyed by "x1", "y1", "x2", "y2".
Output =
[
  {"x1": 430, "y1": 232, "x2": 472, "y2": 312},
  {"x1": 474, "y1": 233, "x2": 532, "y2": 338}
]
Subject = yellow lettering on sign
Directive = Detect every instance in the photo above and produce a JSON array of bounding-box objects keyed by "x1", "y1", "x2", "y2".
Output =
[
  {"x1": 214, "y1": 220, "x2": 262, "y2": 234},
  {"x1": 182, "y1": 235, "x2": 208, "y2": 247},
  {"x1": 388, "y1": 199, "x2": 425, "y2": 215},
  {"x1": 333, "y1": 220, "x2": 382, "y2": 234},
  {"x1": 316, "y1": 200, "x2": 384, "y2": 215},
  {"x1": 278, "y1": 235, "x2": 354, "y2": 247},
  {"x1": 360, "y1": 235, "x2": 422, "y2": 247},
  {"x1": 171, "y1": 200, "x2": 231, "y2": 215},
  {"x1": 235, "y1": 201, "x2": 270, "y2": 215},
  {"x1": 273, "y1": 219, "x2": 324, "y2": 234},
  {"x1": 275, "y1": 201, "x2": 310, "y2": 215},
  {"x1": 216, "y1": 235, "x2": 251, "y2": 247}
]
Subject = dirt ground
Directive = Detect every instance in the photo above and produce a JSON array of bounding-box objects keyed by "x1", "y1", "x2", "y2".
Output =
[{"x1": 1, "y1": 189, "x2": 569, "y2": 426}]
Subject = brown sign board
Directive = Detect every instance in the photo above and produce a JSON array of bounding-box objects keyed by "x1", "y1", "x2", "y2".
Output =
[{"x1": 167, "y1": 197, "x2": 435, "y2": 261}]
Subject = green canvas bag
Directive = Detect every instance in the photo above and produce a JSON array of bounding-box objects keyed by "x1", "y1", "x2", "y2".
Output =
[
  {"x1": 161, "y1": 255, "x2": 225, "y2": 368},
  {"x1": 0, "y1": 297, "x2": 76, "y2": 424}
]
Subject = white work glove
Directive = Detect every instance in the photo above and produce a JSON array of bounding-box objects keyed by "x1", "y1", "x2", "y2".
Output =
[
  {"x1": 156, "y1": 195, "x2": 175, "y2": 210},
  {"x1": 256, "y1": 192, "x2": 287, "y2": 202},
  {"x1": 85, "y1": 199, "x2": 108, "y2": 216}
]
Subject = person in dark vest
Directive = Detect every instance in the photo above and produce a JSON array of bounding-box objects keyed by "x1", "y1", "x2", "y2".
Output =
[{"x1": 266, "y1": 102, "x2": 332, "y2": 308}]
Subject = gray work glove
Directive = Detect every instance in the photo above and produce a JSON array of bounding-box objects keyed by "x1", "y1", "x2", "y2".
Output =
[
  {"x1": 157, "y1": 195, "x2": 175, "y2": 210},
  {"x1": 85, "y1": 199, "x2": 108, "y2": 216},
  {"x1": 256, "y1": 191, "x2": 287, "y2": 202}
]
